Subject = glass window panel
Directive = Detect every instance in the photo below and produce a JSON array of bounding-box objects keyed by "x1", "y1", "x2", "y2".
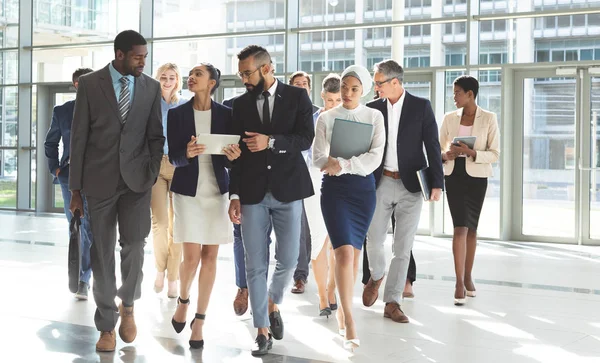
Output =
[
  {"x1": 581, "y1": 49, "x2": 594, "y2": 60},
  {"x1": 33, "y1": 0, "x2": 139, "y2": 46},
  {"x1": 0, "y1": 86, "x2": 18, "y2": 147},
  {"x1": 481, "y1": 20, "x2": 493, "y2": 32},
  {"x1": 33, "y1": 46, "x2": 114, "y2": 83},
  {"x1": 589, "y1": 13, "x2": 600, "y2": 27},
  {"x1": 557, "y1": 16, "x2": 571, "y2": 28},
  {"x1": 155, "y1": 0, "x2": 284, "y2": 37},
  {"x1": 0, "y1": 149, "x2": 17, "y2": 208},
  {"x1": 299, "y1": 0, "x2": 359, "y2": 28},
  {"x1": 0, "y1": 51, "x2": 18, "y2": 84},
  {"x1": 0, "y1": 0, "x2": 18, "y2": 48},
  {"x1": 480, "y1": 0, "x2": 600, "y2": 12},
  {"x1": 589, "y1": 77, "x2": 600, "y2": 239},
  {"x1": 573, "y1": 14, "x2": 586, "y2": 27}
]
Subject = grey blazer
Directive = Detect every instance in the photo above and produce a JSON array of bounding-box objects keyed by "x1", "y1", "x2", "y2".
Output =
[{"x1": 69, "y1": 64, "x2": 164, "y2": 199}]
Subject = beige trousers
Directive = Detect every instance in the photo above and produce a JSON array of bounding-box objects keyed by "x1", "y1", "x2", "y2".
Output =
[{"x1": 150, "y1": 155, "x2": 182, "y2": 281}]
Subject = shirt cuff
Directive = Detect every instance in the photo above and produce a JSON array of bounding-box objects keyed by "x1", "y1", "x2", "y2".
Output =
[
  {"x1": 336, "y1": 157, "x2": 351, "y2": 176},
  {"x1": 230, "y1": 194, "x2": 240, "y2": 200}
]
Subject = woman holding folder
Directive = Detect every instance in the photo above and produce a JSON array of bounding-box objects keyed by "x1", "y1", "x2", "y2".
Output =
[
  {"x1": 313, "y1": 65, "x2": 385, "y2": 350},
  {"x1": 168, "y1": 63, "x2": 241, "y2": 348},
  {"x1": 439, "y1": 75, "x2": 499, "y2": 306}
]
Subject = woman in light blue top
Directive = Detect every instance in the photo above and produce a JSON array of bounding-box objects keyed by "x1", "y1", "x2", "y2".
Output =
[{"x1": 151, "y1": 63, "x2": 187, "y2": 298}]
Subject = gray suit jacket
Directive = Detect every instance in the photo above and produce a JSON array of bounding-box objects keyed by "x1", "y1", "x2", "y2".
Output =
[{"x1": 69, "y1": 64, "x2": 164, "y2": 199}]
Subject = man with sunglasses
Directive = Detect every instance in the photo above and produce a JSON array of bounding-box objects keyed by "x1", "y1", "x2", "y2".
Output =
[
  {"x1": 228, "y1": 45, "x2": 314, "y2": 356},
  {"x1": 362, "y1": 60, "x2": 444, "y2": 324}
]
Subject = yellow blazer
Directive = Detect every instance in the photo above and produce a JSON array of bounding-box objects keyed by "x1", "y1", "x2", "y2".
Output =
[{"x1": 439, "y1": 106, "x2": 500, "y2": 178}]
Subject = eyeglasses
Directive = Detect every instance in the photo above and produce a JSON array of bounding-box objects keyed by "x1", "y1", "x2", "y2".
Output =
[
  {"x1": 237, "y1": 65, "x2": 265, "y2": 80},
  {"x1": 374, "y1": 78, "x2": 395, "y2": 87}
]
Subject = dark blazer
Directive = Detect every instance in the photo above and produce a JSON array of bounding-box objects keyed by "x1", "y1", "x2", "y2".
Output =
[
  {"x1": 366, "y1": 92, "x2": 444, "y2": 193},
  {"x1": 168, "y1": 99, "x2": 231, "y2": 196},
  {"x1": 229, "y1": 81, "x2": 315, "y2": 205},
  {"x1": 69, "y1": 64, "x2": 164, "y2": 198},
  {"x1": 44, "y1": 100, "x2": 75, "y2": 185}
]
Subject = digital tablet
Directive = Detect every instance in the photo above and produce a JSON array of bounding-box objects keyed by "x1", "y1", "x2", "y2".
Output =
[
  {"x1": 195, "y1": 133, "x2": 240, "y2": 155},
  {"x1": 452, "y1": 136, "x2": 476, "y2": 150}
]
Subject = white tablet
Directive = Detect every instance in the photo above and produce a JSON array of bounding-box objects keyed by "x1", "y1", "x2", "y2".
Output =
[{"x1": 195, "y1": 133, "x2": 240, "y2": 155}]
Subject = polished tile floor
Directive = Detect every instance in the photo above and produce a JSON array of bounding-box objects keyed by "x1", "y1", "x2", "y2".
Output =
[{"x1": 2, "y1": 212, "x2": 600, "y2": 363}]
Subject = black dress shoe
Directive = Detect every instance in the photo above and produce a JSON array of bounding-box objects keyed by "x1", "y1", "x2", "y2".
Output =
[
  {"x1": 251, "y1": 334, "x2": 273, "y2": 357},
  {"x1": 268, "y1": 311, "x2": 284, "y2": 340}
]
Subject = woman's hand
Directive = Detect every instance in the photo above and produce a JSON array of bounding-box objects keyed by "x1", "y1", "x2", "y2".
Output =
[
  {"x1": 320, "y1": 156, "x2": 342, "y2": 176},
  {"x1": 223, "y1": 144, "x2": 242, "y2": 161},
  {"x1": 444, "y1": 150, "x2": 458, "y2": 161},
  {"x1": 450, "y1": 142, "x2": 475, "y2": 158},
  {"x1": 186, "y1": 135, "x2": 206, "y2": 159}
]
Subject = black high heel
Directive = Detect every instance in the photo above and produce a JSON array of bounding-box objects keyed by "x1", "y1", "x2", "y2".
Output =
[
  {"x1": 189, "y1": 313, "x2": 206, "y2": 349},
  {"x1": 329, "y1": 294, "x2": 338, "y2": 311},
  {"x1": 171, "y1": 297, "x2": 190, "y2": 333},
  {"x1": 319, "y1": 306, "x2": 332, "y2": 318}
]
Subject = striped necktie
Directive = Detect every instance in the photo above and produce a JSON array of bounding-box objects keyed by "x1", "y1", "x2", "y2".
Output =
[{"x1": 118, "y1": 77, "x2": 130, "y2": 123}]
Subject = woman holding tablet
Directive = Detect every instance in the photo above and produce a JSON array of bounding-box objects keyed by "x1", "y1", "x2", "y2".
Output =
[
  {"x1": 167, "y1": 63, "x2": 241, "y2": 348},
  {"x1": 151, "y1": 63, "x2": 187, "y2": 298},
  {"x1": 312, "y1": 65, "x2": 385, "y2": 350},
  {"x1": 439, "y1": 75, "x2": 499, "y2": 306}
]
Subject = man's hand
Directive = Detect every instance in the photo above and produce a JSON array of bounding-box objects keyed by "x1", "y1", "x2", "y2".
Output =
[
  {"x1": 55, "y1": 168, "x2": 61, "y2": 177},
  {"x1": 242, "y1": 132, "x2": 269, "y2": 152},
  {"x1": 223, "y1": 144, "x2": 242, "y2": 161},
  {"x1": 429, "y1": 188, "x2": 442, "y2": 202},
  {"x1": 186, "y1": 135, "x2": 206, "y2": 159},
  {"x1": 70, "y1": 190, "x2": 84, "y2": 217},
  {"x1": 320, "y1": 156, "x2": 342, "y2": 176},
  {"x1": 228, "y1": 199, "x2": 241, "y2": 224},
  {"x1": 450, "y1": 141, "x2": 475, "y2": 158}
]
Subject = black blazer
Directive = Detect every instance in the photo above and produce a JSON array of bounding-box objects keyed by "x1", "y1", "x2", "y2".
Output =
[
  {"x1": 44, "y1": 100, "x2": 75, "y2": 185},
  {"x1": 366, "y1": 92, "x2": 444, "y2": 193},
  {"x1": 229, "y1": 81, "x2": 315, "y2": 204},
  {"x1": 168, "y1": 99, "x2": 231, "y2": 196}
]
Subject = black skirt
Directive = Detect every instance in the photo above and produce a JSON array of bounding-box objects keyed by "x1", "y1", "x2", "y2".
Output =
[{"x1": 445, "y1": 158, "x2": 487, "y2": 230}]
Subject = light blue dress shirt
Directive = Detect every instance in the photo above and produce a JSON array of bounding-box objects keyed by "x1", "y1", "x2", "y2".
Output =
[
  {"x1": 108, "y1": 62, "x2": 134, "y2": 105},
  {"x1": 161, "y1": 97, "x2": 188, "y2": 154},
  {"x1": 302, "y1": 108, "x2": 321, "y2": 167}
]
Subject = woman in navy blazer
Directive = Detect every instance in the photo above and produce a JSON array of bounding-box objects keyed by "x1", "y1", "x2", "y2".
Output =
[{"x1": 168, "y1": 63, "x2": 241, "y2": 349}]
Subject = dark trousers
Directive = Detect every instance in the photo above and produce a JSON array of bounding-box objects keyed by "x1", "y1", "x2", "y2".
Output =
[
  {"x1": 294, "y1": 202, "x2": 311, "y2": 282},
  {"x1": 86, "y1": 178, "x2": 151, "y2": 332},
  {"x1": 362, "y1": 213, "x2": 416, "y2": 285}
]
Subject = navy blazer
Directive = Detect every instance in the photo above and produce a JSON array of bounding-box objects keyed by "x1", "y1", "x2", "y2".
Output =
[
  {"x1": 44, "y1": 100, "x2": 75, "y2": 185},
  {"x1": 366, "y1": 92, "x2": 444, "y2": 193},
  {"x1": 168, "y1": 99, "x2": 232, "y2": 196},
  {"x1": 229, "y1": 81, "x2": 315, "y2": 204}
]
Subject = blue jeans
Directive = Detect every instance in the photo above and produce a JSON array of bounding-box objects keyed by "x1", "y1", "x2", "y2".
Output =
[
  {"x1": 233, "y1": 223, "x2": 272, "y2": 289},
  {"x1": 60, "y1": 181, "x2": 93, "y2": 285},
  {"x1": 241, "y1": 193, "x2": 302, "y2": 328}
]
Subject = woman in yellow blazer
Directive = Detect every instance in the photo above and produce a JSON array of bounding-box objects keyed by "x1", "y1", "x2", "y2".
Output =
[{"x1": 439, "y1": 75, "x2": 499, "y2": 306}]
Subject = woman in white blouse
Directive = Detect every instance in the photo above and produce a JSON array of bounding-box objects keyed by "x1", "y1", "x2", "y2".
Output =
[
  {"x1": 312, "y1": 65, "x2": 385, "y2": 350},
  {"x1": 439, "y1": 75, "x2": 500, "y2": 306}
]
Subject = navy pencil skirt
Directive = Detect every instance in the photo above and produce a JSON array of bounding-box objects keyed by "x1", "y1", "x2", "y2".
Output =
[{"x1": 320, "y1": 173, "x2": 377, "y2": 250}]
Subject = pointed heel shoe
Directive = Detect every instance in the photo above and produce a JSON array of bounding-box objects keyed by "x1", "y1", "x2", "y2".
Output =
[
  {"x1": 189, "y1": 313, "x2": 206, "y2": 349},
  {"x1": 171, "y1": 297, "x2": 190, "y2": 333},
  {"x1": 319, "y1": 306, "x2": 332, "y2": 318},
  {"x1": 344, "y1": 338, "x2": 360, "y2": 352}
]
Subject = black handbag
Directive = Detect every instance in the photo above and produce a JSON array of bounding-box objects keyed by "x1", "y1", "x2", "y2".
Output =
[{"x1": 68, "y1": 209, "x2": 82, "y2": 293}]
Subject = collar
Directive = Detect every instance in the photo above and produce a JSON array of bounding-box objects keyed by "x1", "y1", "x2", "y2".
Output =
[
  {"x1": 109, "y1": 61, "x2": 135, "y2": 85},
  {"x1": 387, "y1": 90, "x2": 406, "y2": 111},
  {"x1": 264, "y1": 78, "x2": 278, "y2": 97}
]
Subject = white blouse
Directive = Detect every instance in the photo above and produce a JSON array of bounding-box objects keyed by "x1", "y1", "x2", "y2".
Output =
[{"x1": 312, "y1": 104, "x2": 385, "y2": 177}]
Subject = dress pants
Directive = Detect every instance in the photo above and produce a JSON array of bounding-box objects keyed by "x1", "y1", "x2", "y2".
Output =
[
  {"x1": 233, "y1": 223, "x2": 272, "y2": 289},
  {"x1": 87, "y1": 177, "x2": 151, "y2": 332},
  {"x1": 241, "y1": 193, "x2": 302, "y2": 328},
  {"x1": 150, "y1": 156, "x2": 182, "y2": 281},
  {"x1": 294, "y1": 202, "x2": 311, "y2": 282},
  {"x1": 59, "y1": 179, "x2": 93, "y2": 285},
  {"x1": 366, "y1": 176, "x2": 422, "y2": 304}
]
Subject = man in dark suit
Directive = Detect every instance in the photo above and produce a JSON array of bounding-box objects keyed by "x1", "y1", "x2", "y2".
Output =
[
  {"x1": 362, "y1": 60, "x2": 443, "y2": 323},
  {"x1": 69, "y1": 30, "x2": 164, "y2": 352},
  {"x1": 44, "y1": 67, "x2": 94, "y2": 301},
  {"x1": 228, "y1": 45, "x2": 314, "y2": 356}
]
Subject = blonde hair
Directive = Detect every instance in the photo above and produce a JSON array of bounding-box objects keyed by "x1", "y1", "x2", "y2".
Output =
[{"x1": 155, "y1": 63, "x2": 182, "y2": 104}]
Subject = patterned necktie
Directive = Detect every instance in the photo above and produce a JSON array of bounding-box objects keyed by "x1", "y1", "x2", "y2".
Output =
[{"x1": 118, "y1": 77, "x2": 130, "y2": 123}]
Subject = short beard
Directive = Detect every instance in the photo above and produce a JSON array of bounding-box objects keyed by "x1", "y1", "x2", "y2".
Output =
[{"x1": 246, "y1": 72, "x2": 266, "y2": 98}]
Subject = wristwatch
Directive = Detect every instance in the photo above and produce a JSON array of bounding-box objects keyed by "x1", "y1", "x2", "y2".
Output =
[{"x1": 267, "y1": 136, "x2": 275, "y2": 150}]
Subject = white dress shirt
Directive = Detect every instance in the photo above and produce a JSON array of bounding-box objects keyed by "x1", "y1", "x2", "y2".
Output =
[
  {"x1": 383, "y1": 91, "x2": 406, "y2": 172},
  {"x1": 312, "y1": 104, "x2": 385, "y2": 176}
]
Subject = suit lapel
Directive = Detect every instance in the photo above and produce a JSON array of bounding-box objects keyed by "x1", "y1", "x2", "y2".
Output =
[
  {"x1": 98, "y1": 65, "x2": 121, "y2": 122},
  {"x1": 185, "y1": 98, "x2": 196, "y2": 136},
  {"x1": 127, "y1": 75, "x2": 146, "y2": 124},
  {"x1": 244, "y1": 92, "x2": 261, "y2": 128},
  {"x1": 271, "y1": 81, "x2": 285, "y2": 127},
  {"x1": 397, "y1": 91, "x2": 411, "y2": 138}
]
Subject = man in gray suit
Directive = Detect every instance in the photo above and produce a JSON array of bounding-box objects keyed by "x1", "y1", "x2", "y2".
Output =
[{"x1": 69, "y1": 30, "x2": 164, "y2": 352}]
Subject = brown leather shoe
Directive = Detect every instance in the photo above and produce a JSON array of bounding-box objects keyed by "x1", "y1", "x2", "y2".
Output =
[
  {"x1": 384, "y1": 302, "x2": 409, "y2": 323},
  {"x1": 118, "y1": 304, "x2": 137, "y2": 343},
  {"x1": 291, "y1": 279, "x2": 306, "y2": 294},
  {"x1": 233, "y1": 288, "x2": 249, "y2": 316},
  {"x1": 96, "y1": 330, "x2": 116, "y2": 352},
  {"x1": 362, "y1": 275, "x2": 384, "y2": 307}
]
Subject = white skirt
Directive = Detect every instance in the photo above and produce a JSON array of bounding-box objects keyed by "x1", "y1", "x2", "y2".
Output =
[
  {"x1": 173, "y1": 161, "x2": 233, "y2": 245},
  {"x1": 305, "y1": 167, "x2": 328, "y2": 260}
]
